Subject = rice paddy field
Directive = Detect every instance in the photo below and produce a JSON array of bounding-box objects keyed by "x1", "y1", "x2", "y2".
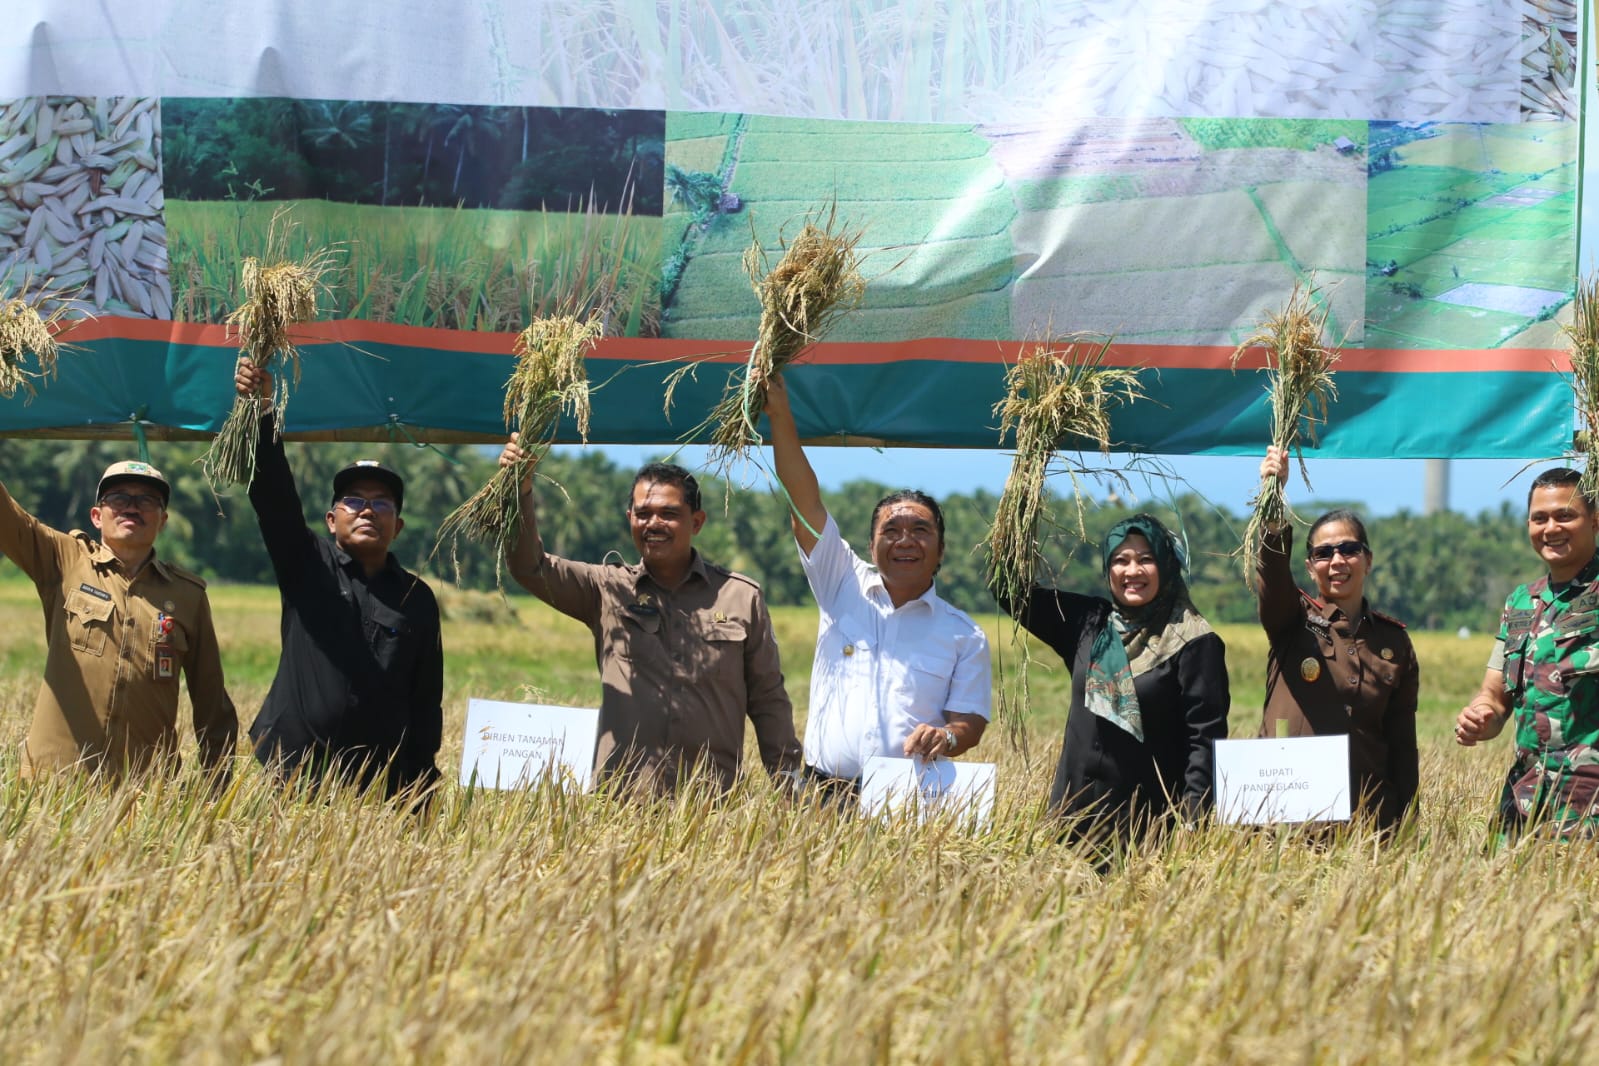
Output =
[
  {"x1": 662, "y1": 116, "x2": 1016, "y2": 342},
  {"x1": 166, "y1": 200, "x2": 663, "y2": 336},
  {"x1": 1364, "y1": 122, "x2": 1577, "y2": 350},
  {"x1": 0, "y1": 573, "x2": 1593, "y2": 1063},
  {"x1": 661, "y1": 113, "x2": 1372, "y2": 348}
]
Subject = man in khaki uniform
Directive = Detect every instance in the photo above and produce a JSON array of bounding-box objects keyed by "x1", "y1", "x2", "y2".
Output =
[
  {"x1": 499, "y1": 435, "x2": 801, "y2": 793},
  {"x1": 0, "y1": 460, "x2": 236, "y2": 779}
]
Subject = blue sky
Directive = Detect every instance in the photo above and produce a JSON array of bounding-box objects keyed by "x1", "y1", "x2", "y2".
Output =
[{"x1": 564, "y1": 444, "x2": 1540, "y2": 519}]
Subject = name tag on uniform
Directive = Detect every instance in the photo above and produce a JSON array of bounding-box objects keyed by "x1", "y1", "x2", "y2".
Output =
[
  {"x1": 79, "y1": 583, "x2": 112, "y2": 601},
  {"x1": 155, "y1": 645, "x2": 175, "y2": 678}
]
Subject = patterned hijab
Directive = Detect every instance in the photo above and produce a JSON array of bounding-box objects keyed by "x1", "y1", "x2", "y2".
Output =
[{"x1": 1083, "y1": 513, "x2": 1214, "y2": 741}]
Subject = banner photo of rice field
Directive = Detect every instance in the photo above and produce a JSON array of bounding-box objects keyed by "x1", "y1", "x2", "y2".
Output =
[{"x1": 0, "y1": 0, "x2": 1587, "y2": 457}]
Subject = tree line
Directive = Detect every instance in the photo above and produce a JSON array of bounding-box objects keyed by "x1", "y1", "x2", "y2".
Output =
[
  {"x1": 2, "y1": 439, "x2": 1533, "y2": 633},
  {"x1": 161, "y1": 99, "x2": 663, "y2": 213}
]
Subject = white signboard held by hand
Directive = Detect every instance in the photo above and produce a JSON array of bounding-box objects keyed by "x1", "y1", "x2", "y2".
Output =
[
  {"x1": 860, "y1": 756, "x2": 997, "y2": 830},
  {"x1": 1214, "y1": 735, "x2": 1351, "y2": 824},
  {"x1": 459, "y1": 699, "x2": 600, "y2": 791}
]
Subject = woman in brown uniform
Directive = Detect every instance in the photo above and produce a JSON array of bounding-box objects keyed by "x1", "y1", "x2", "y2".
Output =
[{"x1": 1256, "y1": 447, "x2": 1419, "y2": 831}]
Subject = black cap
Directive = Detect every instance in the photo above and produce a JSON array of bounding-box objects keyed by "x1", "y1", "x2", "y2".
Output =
[{"x1": 331, "y1": 460, "x2": 404, "y2": 513}]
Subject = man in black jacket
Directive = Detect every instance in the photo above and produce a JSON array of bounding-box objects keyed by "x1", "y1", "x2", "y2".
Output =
[{"x1": 234, "y1": 359, "x2": 443, "y2": 801}]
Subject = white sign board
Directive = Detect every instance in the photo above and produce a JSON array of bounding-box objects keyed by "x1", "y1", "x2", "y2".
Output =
[
  {"x1": 1214, "y1": 735, "x2": 1351, "y2": 824},
  {"x1": 458, "y1": 699, "x2": 599, "y2": 791},
  {"x1": 859, "y1": 756, "x2": 997, "y2": 829}
]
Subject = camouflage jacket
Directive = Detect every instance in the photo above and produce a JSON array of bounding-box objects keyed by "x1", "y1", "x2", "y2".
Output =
[{"x1": 1497, "y1": 556, "x2": 1599, "y2": 830}]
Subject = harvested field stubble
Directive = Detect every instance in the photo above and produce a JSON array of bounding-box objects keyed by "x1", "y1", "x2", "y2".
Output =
[
  {"x1": 0, "y1": 589, "x2": 1584, "y2": 1062},
  {"x1": 0, "y1": 731, "x2": 1592, "y2": 1063}
]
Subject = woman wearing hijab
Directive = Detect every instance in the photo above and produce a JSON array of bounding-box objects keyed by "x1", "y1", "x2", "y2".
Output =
[
  {"x1": 1256, "y1": 446, "x2": 1418, "y2": 832},
  {"x1": 999, "y1": 513, "x2": 1230, "y2": 842}
]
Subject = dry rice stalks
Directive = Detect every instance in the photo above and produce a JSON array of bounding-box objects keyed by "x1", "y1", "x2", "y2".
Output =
[
  {"x1": 1231, "y1": 281, "x2": 1340, "y2": 574},
  {"x1": 1562, "y1": 274, "x2": 1599, "y2": 500},
  {"x1": 201, "y1": 211, "x2": 338, "y2": 489},
  {"x1": 436, "y1": 312, "x2": 604, "y2": 584},
  {"x1": 688, "y1": 208, "x2": 865, "y2": 467},
  {"x1": 0, "y1": 281, "x2": 88, "y2": 401},
  {"x1": 984, "y1": 335, "x2": 1145, "y2": 609}
]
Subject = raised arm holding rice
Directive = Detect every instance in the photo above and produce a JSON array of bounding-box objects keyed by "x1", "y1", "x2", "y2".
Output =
[
  {"x1": 499, "y1": 434, "x2": 802, "y2": 796},
  {"x1": 763, "y1": 373, "x2": 990, "y2": 802}
]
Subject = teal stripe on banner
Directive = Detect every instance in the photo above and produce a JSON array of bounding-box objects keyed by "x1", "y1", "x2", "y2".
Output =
[{"x1": 0, "y1": 336, "x2": 1572, "y2": 460}]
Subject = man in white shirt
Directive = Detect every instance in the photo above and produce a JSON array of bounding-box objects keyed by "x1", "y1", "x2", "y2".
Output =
[{"x1": 765, "y1": 374, "x2": 991, "y2": 798}]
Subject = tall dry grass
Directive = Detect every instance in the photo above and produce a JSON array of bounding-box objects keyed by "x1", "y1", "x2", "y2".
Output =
[{"x1": 0, "y1": 583, "x2": 1590, "y2": 1063}]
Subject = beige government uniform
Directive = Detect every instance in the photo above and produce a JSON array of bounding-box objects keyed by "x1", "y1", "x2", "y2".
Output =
[
  {"x1": 0, "y1": 484, "x2": 236, "y2": 777},
  {"x1": 510, "y1": 547, "x2": 800, "y2": 792}
]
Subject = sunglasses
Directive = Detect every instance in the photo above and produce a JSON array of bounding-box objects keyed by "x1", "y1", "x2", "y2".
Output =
[
  {"x1": 1309, "y1": 540, "x2": 1366, "y2": 562},
  {"x1": 335, "y1": 496, "x2": 397, "y2": 516},
  {"x1": 99, "y1": 491, "x2": 165, "y2": 513}
]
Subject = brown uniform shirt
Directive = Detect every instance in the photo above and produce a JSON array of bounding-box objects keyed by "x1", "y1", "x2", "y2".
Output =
[
  {"x1": 1256, "y1": 527, "x2": 1419, "y2": 828},
  {"x1": 0, "y1": 483, "x2": 236, "y2": 777},
  {"x1": 510, "y1": 547, "x2": 800, "y2": 792}
]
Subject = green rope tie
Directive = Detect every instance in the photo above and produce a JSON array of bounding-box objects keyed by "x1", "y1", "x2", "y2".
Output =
[
  {"x1": 129, "y1": 406, "x2": 151, "y2": 463},
  {"x1": 384, "y1": 415, "x2": 463, "y2": 465}
]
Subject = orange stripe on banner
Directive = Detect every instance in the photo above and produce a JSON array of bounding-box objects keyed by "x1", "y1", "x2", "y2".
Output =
[{"x1": 66, "y1": 319, "x2": 1568, "y2": 373}]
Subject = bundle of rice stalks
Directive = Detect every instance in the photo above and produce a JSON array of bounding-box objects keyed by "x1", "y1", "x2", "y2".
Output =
[
  {"x1": 0, "y1": 282, "x2": 86, "y2": 401},
  {"x1": 678, "y1": 209, "x2": 865, "y2": 466},
  {"x1": 1231, "y1": 281, "x2": 1340, "y2": 570},
  {"x1": 984, "y1": 335, "x2": 1145, "y2": 608},
  {"x1": 1562, "y1": 274, "x2": 1599, "y2": 500},
  {"x1": 200, "y1": 215, "x2": 338, "y2": 489},
  {"x1": 435, "y1": 312, "x2": 604, "y2": 582}
]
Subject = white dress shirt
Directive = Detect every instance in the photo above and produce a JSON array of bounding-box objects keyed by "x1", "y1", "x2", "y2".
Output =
[{"x1": 799, "y1": 514, "x2": 991, "y2": 779}]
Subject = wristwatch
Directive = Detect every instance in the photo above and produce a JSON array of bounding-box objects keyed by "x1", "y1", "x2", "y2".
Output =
[{"x1": 942, "y1": 726, "x2": 957, "y2": 754}]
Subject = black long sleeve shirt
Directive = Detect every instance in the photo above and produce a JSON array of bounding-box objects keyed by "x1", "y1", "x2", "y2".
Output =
[
  {"x1": 245, "y1": 416, "x2": 443, "y2": 796},
  {"x1": 1006, "y1": 587, "x2": 1230, "y2": 838}
]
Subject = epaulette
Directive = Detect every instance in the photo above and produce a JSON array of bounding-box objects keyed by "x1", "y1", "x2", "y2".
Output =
[
  {"x1": 1298, "y1": 589, "x2": 1329, "y2": 625},
  {"x1": 708, "y1": 560, "x2": 762, "y2": 591},
  {"x1": 162, "y1": 561, "x2": 209, "y2": 590},
  {"x1": 1369, "y1": 607, "x2": 1406, "y2": 629}
]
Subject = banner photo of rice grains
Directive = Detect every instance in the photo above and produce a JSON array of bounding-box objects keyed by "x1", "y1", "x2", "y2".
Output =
[{"x1": 0, "y1": 96, "x2": 168, "y2": 320}]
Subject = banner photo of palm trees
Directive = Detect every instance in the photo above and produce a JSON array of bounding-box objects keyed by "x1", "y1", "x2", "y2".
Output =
[{"x1": 160, "y1": 99, "x2": 665, "y2": 336}]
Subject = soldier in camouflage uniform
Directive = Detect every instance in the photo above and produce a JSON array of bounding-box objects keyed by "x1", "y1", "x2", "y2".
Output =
[{"x1": 1456, "y1": 467, "x2": 1599, "y2": 837}]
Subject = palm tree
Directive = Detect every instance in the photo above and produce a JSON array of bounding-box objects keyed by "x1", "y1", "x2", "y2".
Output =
[{"x1": 443, "y1": 107, "x2": 509, "y2": 202}]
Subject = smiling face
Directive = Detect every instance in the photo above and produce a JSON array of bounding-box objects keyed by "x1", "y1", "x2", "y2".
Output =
[
  {"x1": 1305, "y1": 519, "x2": 1370, "y2": 607},
  {"x1": 1107, "y1": 532, "x2": 1160, "y2": 608},
  {"x1": 870, "y1": 499, "x2": 943, "y2": 604},
  {"x1": 628, "y1": 480, "x2": 705, "y2": 574},
  {"x1": 1527, "y1": 483, "x2": 1599, "y2": 583},
  {"x1": 324, "y1": 477, "x2": 403, "y2": 561},
  {"x1": 90, "y1": 478, "x2": 168, "y2": 558}
]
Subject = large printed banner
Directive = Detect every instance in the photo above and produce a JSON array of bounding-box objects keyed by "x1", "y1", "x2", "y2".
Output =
[{"x1": 0, "y1": 1, "x2": 1584, "y2": 456}]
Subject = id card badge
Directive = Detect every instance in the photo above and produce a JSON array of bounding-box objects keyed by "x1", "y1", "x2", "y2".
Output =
[
  {"x1": 155, "y1": 643, "x2": 175, "y2": 679},
  {"x1": 153, "y1": 611, "x2": 176, "y2": 679}
]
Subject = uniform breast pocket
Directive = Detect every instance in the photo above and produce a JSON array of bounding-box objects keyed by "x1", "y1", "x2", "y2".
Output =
[
  {"x1": 1554, "y1": 631, "x2": 1599, "y2": 675},
  {"x1": 364, "y1": 602, "x2": 416, "y2": 672},
  {"x1": 899, "y1": 650, "x2": 956, "y2": 707},
  {"x1": 695, "y1": 618, "x2": 746, "y2": 681},
  {"x1": 66, "y1": 591, "x2": 115, "y2": 657},
  {"x1": 615, "y1": 606, "x2": 663, "y2": 660}
]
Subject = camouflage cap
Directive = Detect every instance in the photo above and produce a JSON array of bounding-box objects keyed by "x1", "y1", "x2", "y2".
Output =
[{"x1": 97, "y1": 460, "x2": 171, "y2": 505}]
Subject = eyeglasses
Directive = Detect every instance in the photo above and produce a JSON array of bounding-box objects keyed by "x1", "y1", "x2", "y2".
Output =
[
  {"x1": 336, "y1": 496, "x2": 397, "y2": 516},
  {"x1": 99, "y1": 492, "x2": 165, "y2": 513},
  {"x1": 1309, "y1": 540, "x2": 1366, "y2": 562}
]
